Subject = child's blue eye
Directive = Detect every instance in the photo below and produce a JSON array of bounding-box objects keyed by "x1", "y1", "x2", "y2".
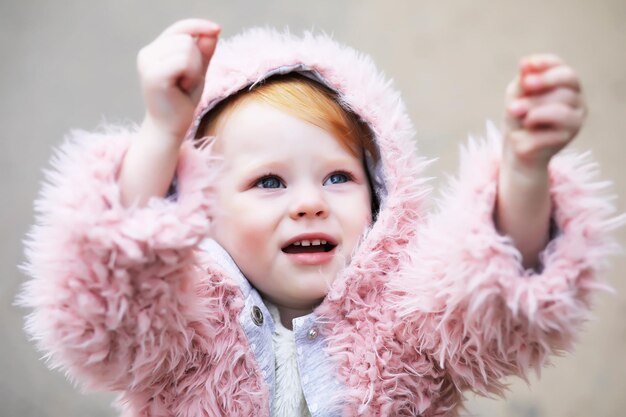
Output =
[
  {"x1": 255, "y1": 176, "x2": 285, "y2": 189},
  {"x1": 324, "y1": 172, "x2": 351, "y2": 185}
]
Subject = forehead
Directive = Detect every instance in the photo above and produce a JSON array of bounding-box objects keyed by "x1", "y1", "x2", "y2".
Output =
[{"x1": 213, "y1": 100, "x2": 354, "y2": 160}]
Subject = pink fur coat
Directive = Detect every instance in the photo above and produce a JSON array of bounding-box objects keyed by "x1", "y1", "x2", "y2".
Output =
[{"x1": 19, "y1": 28, "x2": 622, "y2": 416}]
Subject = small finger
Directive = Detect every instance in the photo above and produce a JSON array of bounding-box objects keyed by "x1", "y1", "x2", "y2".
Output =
[
  {"x1": 176, "y1": 45, "x2": 205, "y2": 94},
  {"x1": 140, "y1": 38, "x2": 204, "y2": 89},
  {"x1": 523, "y1": 103, "x2": 584, "y2": 131},
  {"x1": 519, "y1": 54, "x2": 564, "y2": 75},
  {"x1": 521, "y1": 65, "x2": 581, "y2": 94},
  {"x1": 138, "y1": 33, "x2": 196, "y2": 65},
  {"x1": 508, "y1": 87, "x2": 581, "y2": 117},
  {"x1": 141, "y1": 52, "x2": 199, "y2": 87},
  {"x1": 196, "y1": 34, "x2": 219, "y2": 64}
]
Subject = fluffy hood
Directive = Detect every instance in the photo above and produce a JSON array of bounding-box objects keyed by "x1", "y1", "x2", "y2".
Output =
[
  {"x1": 186, "y1": 26, "x2": 433, "y2": 291},
  {"x1": 182, "y1": 30, "x2": 440, "y2": 414},
  {"x1": 199, "y1": 28, "x2": 432, "y2": 202}
]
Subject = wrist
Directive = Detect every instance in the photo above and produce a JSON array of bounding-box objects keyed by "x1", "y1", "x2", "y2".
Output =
[
  {"x1": 499, "y1": 151, "x2": 551, "y2": 197},
  {"x1": 139, "y1": 115, "x2": 186, "y2": 154},
  {"x1": 120, "y1": 116, "x2": 183, "y2": 207},
  {"x1": 501, "y1": 144, "x2": 550, "y2": 181}
]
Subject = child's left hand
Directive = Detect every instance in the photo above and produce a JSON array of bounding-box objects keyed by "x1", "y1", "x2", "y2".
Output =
[
  {"x1": 497, "y1": 55, "x2": 586, "y2": 268},
  {"x1": 503, "y1": 54, "x2": 586, "y2": 169}
]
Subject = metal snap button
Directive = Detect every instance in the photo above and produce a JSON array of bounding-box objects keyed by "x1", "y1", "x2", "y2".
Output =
[
  {"x1": 251, "y1": 305, "x2": 264, "y2": 326},
  {"x1": 307, "y1": 326, "x2": 318, "y2": 340}
]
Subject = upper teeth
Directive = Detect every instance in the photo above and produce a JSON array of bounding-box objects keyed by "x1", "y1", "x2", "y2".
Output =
[{"x1": 293, "y1": 239, "x2": 327, "y2": 246}]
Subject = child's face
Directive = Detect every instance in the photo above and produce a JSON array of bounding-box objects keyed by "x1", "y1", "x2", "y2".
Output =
[{"x1": 209, "y1": 100, "x2": 373, "y2": 310}]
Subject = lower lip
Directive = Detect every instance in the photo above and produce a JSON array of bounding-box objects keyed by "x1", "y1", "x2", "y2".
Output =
[{"x1": 283, "y1": 246, "x2": 336, "y2": 265}]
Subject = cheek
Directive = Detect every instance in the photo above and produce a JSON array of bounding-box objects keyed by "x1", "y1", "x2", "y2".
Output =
[
  {"x1": 333, "y1": 190, "x2": 372, "y2": 244},
  {"x1": 213, "y1": 196, "x2": 278, "y2": 255},
  {"x1": 355, "y1": 186, "x2": 374, "y2": 224}
]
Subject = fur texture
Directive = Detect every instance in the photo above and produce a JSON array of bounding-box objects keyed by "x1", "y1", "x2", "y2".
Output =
[
  {"x1": 266, "y1": 303, "x2": 311, "y2": 417},
  {"x1": 18, "y1": 28, "x2": 623, "y2": 417}
]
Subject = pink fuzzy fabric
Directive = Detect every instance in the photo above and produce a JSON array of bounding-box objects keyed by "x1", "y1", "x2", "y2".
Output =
[
  {"x1": 318, "y1": 125, "x2": 623, "y2": 416},
  {"x1": 19, "y1": 28, "x2": 623, "y2": 416},
  {"x1": 20, "y1": 129, "x2": 269, "y2": 415}
]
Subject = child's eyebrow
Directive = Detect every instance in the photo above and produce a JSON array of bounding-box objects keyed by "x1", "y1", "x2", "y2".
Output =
[
  {"x1": 234, "y1": 158, "x2": 289, "y2": 174},
  {"x1": 240, "y1": 156, "x2": 363, "y2": 171},
  {"x1": 322, "y1": 156, "x2": 364, "y2": 168}
]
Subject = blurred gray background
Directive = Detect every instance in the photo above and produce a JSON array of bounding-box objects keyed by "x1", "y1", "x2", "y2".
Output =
[{"x1": 2, "y1": 1, "x2": 625, "y2": 416}]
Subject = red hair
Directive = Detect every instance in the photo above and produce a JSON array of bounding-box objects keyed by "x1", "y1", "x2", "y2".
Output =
[{"x1": 197, "y1": 73, "x2": 378, "y2": 163}]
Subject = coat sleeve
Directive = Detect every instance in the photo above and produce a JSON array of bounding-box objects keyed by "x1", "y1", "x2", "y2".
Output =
[
  {"x1": 17, "y1": 125, "x2": 218, "y2": 392},
  {"x1": 389, "y1": 124, "x2": 624, "y2": 397}
]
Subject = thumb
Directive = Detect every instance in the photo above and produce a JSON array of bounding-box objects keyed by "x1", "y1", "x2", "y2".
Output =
[
  {"x1": 196, "y1": 33, "x2": 220, "y2": 69},
  {"x1": 181, "y1": 34, "x2": 220, "y2": 105}
]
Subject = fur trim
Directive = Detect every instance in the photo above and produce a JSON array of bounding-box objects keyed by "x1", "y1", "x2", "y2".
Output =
[
  {"x1": 387, "y1": 124, "x2": 624, "y2": 410},
  {"x1": 18, "y1": 127, "x2": 270, "y2": 415}
]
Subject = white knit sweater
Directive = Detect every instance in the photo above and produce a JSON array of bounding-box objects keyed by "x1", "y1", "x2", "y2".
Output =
[{"x1": 266, "y1": 303, "x2": 312, "y2": 417}]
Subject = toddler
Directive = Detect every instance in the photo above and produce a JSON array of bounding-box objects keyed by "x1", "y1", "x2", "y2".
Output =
[{"x1": 20, "y1": 18, "x2": 621, "y2": 417}]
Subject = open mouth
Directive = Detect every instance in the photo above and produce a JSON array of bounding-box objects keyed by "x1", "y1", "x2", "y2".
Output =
[{"x1": 282, "y1": 239, "x2": 337, "y2": 254}]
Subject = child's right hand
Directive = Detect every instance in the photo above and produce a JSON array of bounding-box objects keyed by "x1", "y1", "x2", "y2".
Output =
[
  {"x1": 119, "y1": 19, "x2": 220, "y2": 207},
  {"x1": 137, "y1": 19, "x2": 221, "y2": 140}
]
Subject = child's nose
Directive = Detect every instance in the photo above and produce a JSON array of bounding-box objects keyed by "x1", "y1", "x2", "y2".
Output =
[{"x1": 289, "y1": 188, "x2": 329, "y2": 220}]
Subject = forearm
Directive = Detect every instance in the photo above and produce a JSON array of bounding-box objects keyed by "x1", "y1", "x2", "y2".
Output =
[
  {"x1": 119, "y1": 117, "x2": 182, "y2": 207},
  {"x1": 119, "y1": 20, "x2": 220, "y2": 208},
  {"x1": 495, "y1": 156, "x2": 551, "y2": 269},
  {"x1": 392, "y1": 137, "x2": 620, "y2": 397},
  {"x1": 495, "y1": 54, "x2": 587, "y2": 269}
]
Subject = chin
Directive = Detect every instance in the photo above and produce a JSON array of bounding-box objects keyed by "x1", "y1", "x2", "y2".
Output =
[{"x1": 288, "y1": 283, "x2": 331, "y2": 306}]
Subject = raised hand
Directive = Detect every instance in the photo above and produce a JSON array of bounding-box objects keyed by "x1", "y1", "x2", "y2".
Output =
[
  {"x1": 503, "y1": 54, "x2": 586, "y2": 168},
  {"x1": 137, "y1": 18, "x2": 221, "y2": 140},
  {"x1": 120, "y1": 19, "x2": 220, "y2": 207},
  {"x1": 496, "y1": 54, "x2": 586, "y2": 268}
]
